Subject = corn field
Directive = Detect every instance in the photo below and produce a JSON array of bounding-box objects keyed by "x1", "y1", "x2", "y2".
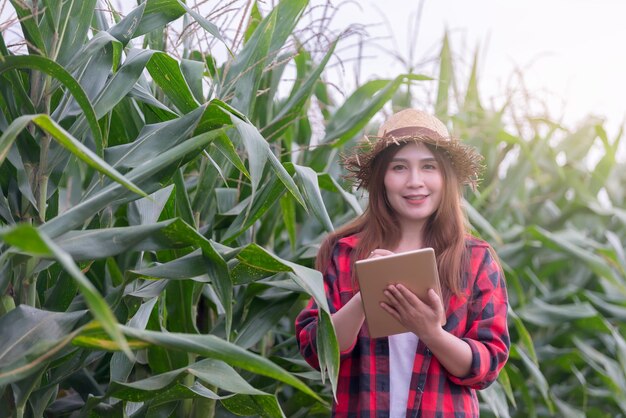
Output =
[{"x1": 0, "y1": 1, "x2": 625, "y2": 417}]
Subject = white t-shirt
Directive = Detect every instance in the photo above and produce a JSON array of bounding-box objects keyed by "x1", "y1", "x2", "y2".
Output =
[{"x1": 389, "y1": 332, "x2": 419, "y2": 418}]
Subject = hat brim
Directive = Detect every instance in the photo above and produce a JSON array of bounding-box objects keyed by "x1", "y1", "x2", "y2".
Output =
[{"x1": 342, "y1": 135, "x2": 484, "y2": 190}]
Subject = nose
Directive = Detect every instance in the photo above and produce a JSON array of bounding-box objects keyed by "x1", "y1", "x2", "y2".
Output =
[{"x1": 406, "y1": 168, "x2": 425, "y2": 187}]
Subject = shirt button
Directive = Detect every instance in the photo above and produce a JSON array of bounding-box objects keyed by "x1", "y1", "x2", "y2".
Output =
[{"x1": 425, "y1": 348, "x2": 431, "y2": 356}]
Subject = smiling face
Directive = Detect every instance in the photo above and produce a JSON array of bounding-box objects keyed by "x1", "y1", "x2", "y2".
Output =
[{"x1": 383, "y1": 142, "x2": 443, "y2": 231}]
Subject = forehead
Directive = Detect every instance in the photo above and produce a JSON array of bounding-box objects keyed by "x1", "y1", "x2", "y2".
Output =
[{"x1": 391, "y1": 142, "x2": 436, "y2": 160}]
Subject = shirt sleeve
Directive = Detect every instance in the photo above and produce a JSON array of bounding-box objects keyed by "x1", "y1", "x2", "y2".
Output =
[
  {"x1": 295, "y1": 243, "x2": 348, "y2": 370},
  {"x1": 448, "y1": 245, "x2": 510, "y2": 389}
]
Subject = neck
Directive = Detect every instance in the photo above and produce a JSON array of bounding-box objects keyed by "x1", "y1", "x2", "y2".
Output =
[{"x1": 393, "y1": 222, "x2": 425, "y2": 252}]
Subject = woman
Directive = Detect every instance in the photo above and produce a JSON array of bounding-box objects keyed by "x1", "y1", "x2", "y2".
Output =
[{"x1": 295, "y1": 109, "x2": 510, "y2": 417}]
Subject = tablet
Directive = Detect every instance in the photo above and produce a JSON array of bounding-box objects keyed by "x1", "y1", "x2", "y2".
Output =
[{"x1": 354, "y1": 247, "x2": 446, "y2": 338}]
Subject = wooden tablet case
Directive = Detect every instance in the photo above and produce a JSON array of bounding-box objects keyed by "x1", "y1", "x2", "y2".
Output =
[{"x1": 355, "y1": 248, "x2": 446, "y2": 338}]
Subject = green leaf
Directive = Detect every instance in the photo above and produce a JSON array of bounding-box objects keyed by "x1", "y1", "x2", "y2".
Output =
[
  {"x1": 107, "y1": 357, "x2": 265, "y2": 402},
  {"x1": 322, "y1": 74, "x2": 432, "y2": 146},
  {"x1": 221, "y1": 393, "x2": 286, "y2": 418},
  {"x1": 292, "y1": 164, "x2": 334, "y2": 232},
  {"x1": 234, "y1": 244, "x2": 330, "y2": 313},
  {"x1": 0, "y1": 294, "x2": 15, "y2": 316},
  {"x1": 8, "y1": 0, "x2": 47, "y2": 54},
  {"x1": 111, "y1": 298, "x2": 159, "y2": 383},
  {"x1": 0, "y1": 114, "x2": 146, "y2": 197},
  {"x1": 464, "y1": 198, "x2": 502, "y2": 244},
  {"x1": 463, "y1": 48, "x2": 483, "y2": 113},
  {"x1": 585, "y1": 291, "x2": 626, "y2": 320},
  {"x1": 508, "y1": 309, "x2": 537, "y2": 363},
  {"x1": 229, "y1": 113, "x2": 304, "y2": 208},
  {"x1": 189, "y1": 358, "x2": 266, "y2": 395},
  {"x1": 243, "y1": 1, "x2": 263, "y2": 43},
  {"x1": 54, "y1": 223, "x2": 171, "y2": 261},
  {"x1": 497, "y1": 368, "x2": 517, "y2": 408},
  {"x1": 0, "y1": 225, "x2": 132, "y2": 359},
  {"x1": 279, "y1": 194, "x2": 297, "y2": 251},
  {"x1": 479, "y1": 381, "x2": 511, "y2": 418},
  {"x1": 146, "y1": 52, "x2": 200, "y2": 114},
  {"x1": 148, "y1": 382, "x2": 224, "y2": 405},
  {"x1": 130, "y1": 250, "x2": 207, "y2": 281},
  {"x1": 573, "y1": 336, "x2": 626, "y2": 394},
  {"x1": 0, "y1": 224, "x2": 51, "y2": 255},
  {"x1": 435, "y1": 32, "x2": 453, "y2": 119},
  {"x1": 41, "y1": 128, "x2": 226, "y2": 238},
  {"x1": 316, "y1": 309, "x2": 339, "y2": 397},
  {"x1": 166, "y1": 280, "x2": 198, "y2": 334},
  {"x1": 108, "y1": 2, "x2": 147, "y2": 45},
  {"x1": 104, "y1": 104, "x2": 208, "y2": 170},
  {"x1": 267, "y1": 151, "x2": 306, "y2": 208},
  {"x1": 0, "y1": 305, "x2": 84, "y2": 385},
  {"x1": 46, "y1": 0, "x2": 98, "y2": 66},
  {"x1": 265, "y1": 40, "x2": 337, "y2": 139},
  {"x1": 176, "y1": 0, "x2": 230, "y2": 54},
  {"x1": 91, "y1": 48, "x2": 163, "y2": 119},
  {"x1": 589, "y1": 123, "x2": 619, "y2": 194},
  {"x1": 266, "y1": 0, "x2": 308, "y2": 53},
  {"x1": 54, "y1": 218, "x2": 232, "y2": 331},
  {"x1": 42, "y1": 268, "x2": 79, "y2": 312},
  {"x1": 515, "y1": 345, "x2": 553, "y2": 413},
  {"x1": 134, "y1": 0, "x2": 186, "y2": 37},
  {"x1": 221, "y1": 0, "x2": 307, "y2": 114},
  {"x1": 212, "y1": 133, "x2": 250, "y2": 180},
  {"x1": 529, "y1": 226, "x2": 624, "y2": 292},
  {"x1": 128, "y1": 185, "x2": 175, "y2": 225},
  {"x1": 234, "y1": 293, "x2": 299, "y2": 349},
  {"x1": 228, "y1": 115, "x2": 268, "y2": 209},
  {"x1": 181, "y1": 58, "x2": 205, "y2": 102},
  {"x1": 116, "y1": 326, "x2": 322, "y2": 401},
  {"x1": 318, "y1": 173, "x2": 363, "y2": 216},
  {"x1": 556, "y1": 119, "x2": 599, "y2": 164},
  {"x1": 552, "y1": 396, "x2": 586, "y2": 418},
  {"x1": 0, "y1": 32, "x2": 36, "y2": 114},
  {"x1": 0, "y1": 55, "x2": 104, "y2": 156},
  {"x1": 174, "y1": 169, "x2": 196, "y2": 228},
  {"x1": 517, "y1": 298, "x2": 597, "y2": 326}
]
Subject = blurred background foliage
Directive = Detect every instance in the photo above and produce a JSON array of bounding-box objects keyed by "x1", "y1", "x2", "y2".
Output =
[{"x1": 0, "y1": 0, "x2": 624, "y2": 417}]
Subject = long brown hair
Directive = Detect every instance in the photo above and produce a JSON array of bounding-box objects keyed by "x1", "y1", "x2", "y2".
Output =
[{"x1": 316, "y1": 142, "x2": 469, "y2": 302}]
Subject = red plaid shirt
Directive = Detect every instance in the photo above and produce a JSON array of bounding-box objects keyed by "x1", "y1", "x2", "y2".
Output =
[{"x1": 295, "y1": 234, "x2": 510, "y2": 417}]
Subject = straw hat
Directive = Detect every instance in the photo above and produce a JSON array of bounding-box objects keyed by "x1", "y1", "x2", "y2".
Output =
[{"x1": 342, "y1": 109, "x2": 483, "y2": 190}]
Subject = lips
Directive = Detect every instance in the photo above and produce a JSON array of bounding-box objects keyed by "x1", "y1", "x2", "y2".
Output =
[{"x1": 404, "y1": 194, "x2": 429, "y2": 203}]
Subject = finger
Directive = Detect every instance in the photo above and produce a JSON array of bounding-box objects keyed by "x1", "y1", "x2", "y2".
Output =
[
  {"x1": 426, "y1": 288, "x2": 442, "y2": 309},
  {"x1": 385, "y1": 287, "x2": 415, "y2": 317},
  {"x1": 383, "y1": 288, "x2": 400, "y2": 305},
  {"x1": 380, "y1": 302, "x2": 400, "y2": 320},
  {"x1": 392, "y1": 284, "x2": 420, "y2": 308},
  {"x1": 426, "y1": 289, "x2": 445, "y2": 320},
  {"x1": 368, "y1": 249, "x2": 395, "y2": 259}
]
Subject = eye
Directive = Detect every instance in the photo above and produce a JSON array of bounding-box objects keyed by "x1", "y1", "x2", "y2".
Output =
[
  {"x1": 423, "y1": 162, "x2": 438, "y2": 170},
  {"x1": 391, "y1": 164, "x2": 406, "y2": 171}
]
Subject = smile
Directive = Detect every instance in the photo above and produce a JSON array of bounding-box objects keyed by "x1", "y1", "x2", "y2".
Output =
[{"x1": 404, "y1": 194, "x2": 429, "y2": 203}]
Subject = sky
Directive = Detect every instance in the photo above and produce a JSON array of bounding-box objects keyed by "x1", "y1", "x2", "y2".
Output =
[
  {"x1": 326, "y1": 0, "x2": 626, "y2": 139},
  {"x1": 2, "y1": 0, "x2": 624, "y2": 141}
]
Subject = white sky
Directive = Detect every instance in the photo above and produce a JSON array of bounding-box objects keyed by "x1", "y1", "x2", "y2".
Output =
[
  {"x1": 327, "y1": 0, "x2": 626, "y2": 140},
  {"x1": 2, "y1": 0, "x2": 624, "y2": 143}
]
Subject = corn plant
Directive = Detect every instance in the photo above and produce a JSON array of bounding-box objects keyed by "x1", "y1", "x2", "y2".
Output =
[
  {"x1": 0, "y1": 0, "x2": 361, "y2": 416},
  {"x1": 3, "y1": 0, "x2": 625, "y2": 417}
]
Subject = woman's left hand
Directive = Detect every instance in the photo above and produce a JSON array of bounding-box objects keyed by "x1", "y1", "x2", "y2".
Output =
[{"x1": 380, "y1": 285, "x2": 444, "y2": 340}]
